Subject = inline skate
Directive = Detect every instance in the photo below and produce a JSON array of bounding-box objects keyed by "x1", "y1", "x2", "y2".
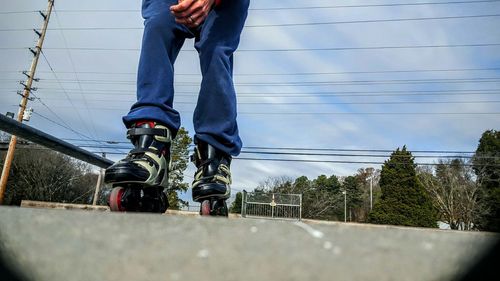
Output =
[
  {"x1": 104, "y1": 121, "x2": 171, "y2": 213},
  {"x1": 191, "y1": 139, "x2": 231, "y2": 217}
]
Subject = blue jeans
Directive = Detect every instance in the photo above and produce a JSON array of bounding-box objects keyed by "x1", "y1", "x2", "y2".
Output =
[{"x1": 123, "y1": 0, "x2": 249, "y2": 156}]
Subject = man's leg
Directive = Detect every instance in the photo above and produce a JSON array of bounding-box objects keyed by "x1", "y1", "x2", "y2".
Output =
[
  {"x1": 106, "y1": 0, "x2": 194, "y2": 213},
  {"x1": 190, "y1": 0, "x2": 250, "y2": 215},
  {"x1": 123, "y1": 0, "x2": 194, "y2": 136},
  {"x1": 193, "y1": 0, "x2": 250, "y2": 156}
]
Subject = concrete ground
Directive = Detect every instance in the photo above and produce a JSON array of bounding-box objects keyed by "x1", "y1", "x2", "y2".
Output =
[{"x1": 0, "y1": 206, "x2": 498, "y2": 281}]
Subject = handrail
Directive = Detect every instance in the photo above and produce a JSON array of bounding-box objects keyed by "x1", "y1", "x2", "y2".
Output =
[{"x1": 0, "y1": 114, "x2": 114, "y2": 168}]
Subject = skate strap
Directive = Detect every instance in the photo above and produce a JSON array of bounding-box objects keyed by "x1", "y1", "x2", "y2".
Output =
[
  {"x1": 130, "y1": 147, "x2": 159, "y2": 155},
  {"x1": 127, "y1": 128, "x2": 171, "y2": 139}
]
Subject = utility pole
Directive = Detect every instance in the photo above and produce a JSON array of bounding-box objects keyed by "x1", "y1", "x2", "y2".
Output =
[
  {"x1": 370, "y1": 175, "x2": 373, "y2": 211},
  {"x1": 342, "y1": 190, "x2": 347, "y2": 222},
  {"x1": 92, "y1": 153, "x2": 106, "y2": 205},
  {"x1": 0, "y1": 0, "x2": 54, "y2": 204}
]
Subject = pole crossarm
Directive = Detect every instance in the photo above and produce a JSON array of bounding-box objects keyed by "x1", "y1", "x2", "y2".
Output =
[{"x1": 0, "y1": 114, "x2": 114, "y2": 169}]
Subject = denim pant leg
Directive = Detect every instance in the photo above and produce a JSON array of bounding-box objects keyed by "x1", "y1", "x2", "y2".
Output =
[
  {"x1": 193, "y1": 0, "x2": 250, "y2": 156},
  {"x1": 122, "y1": 0, "x2": 192, "y2": 137}
]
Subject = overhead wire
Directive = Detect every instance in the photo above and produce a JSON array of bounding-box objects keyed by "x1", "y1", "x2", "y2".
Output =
[
  {"x1": 52, "y1": 8, "x2": 104, "y2": 153},
  {"x1": 2, "y1": 66, "x2": 500, "y2": 76},
  {"x1": 2, "y1": 0, "x2": 500, "y2": 15},
  {"x1": 19, "y1": 42, "x2": 500, "y2": 52},
  {"x1": 39, "y1": 50, "x2": 99, "y2": 143},
  {"x1": 2, "y1": 13, "x2": 500, "y2": 31},
  {"x1": 8, "y1": 77, "x2": 500, "y2": 86}
]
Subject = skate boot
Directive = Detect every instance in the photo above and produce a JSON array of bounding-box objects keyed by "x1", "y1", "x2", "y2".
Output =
[
  {"x1": 105, "y1": 121, "x2": 171, "y2": 213},
  {"x1": 191, "y1": 139, "x2": 231, "y2": 217}
]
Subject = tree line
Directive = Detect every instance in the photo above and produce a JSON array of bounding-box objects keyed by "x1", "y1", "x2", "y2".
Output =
[{"x1": 230, "y1": 130, "x2": 500, "y2": 232}]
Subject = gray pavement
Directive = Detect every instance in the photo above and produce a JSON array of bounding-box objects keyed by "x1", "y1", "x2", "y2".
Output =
[{"x1": 0, "y1": 206, "x2": 498, "y2": 281}]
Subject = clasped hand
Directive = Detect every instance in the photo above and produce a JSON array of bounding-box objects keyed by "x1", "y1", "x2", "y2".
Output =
[{"x1": 170, "y1": 0, "x2": 215, "y2": 28}]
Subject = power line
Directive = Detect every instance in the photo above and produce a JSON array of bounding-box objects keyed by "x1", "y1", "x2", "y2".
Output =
[
  {"x1": 249, "y1": 0, "x2": 500, "y2": 10},
  {"x1": 2, "y1": 67, "x2": 500, "y2": 76},
  {"x1": 5, "y1": 43, "x2": 500, "y2": 53},
  {"x1": 32, "y1": 111, "x2": 91, "y2": 141},
  {"x1": 11, "y1": 77, "x2": 500, "y2": 87},
  {"x1": 3, "y1": 13, "x2": 500, "y2": 31},
  {"x1": 54, "y1": 7, "x2": 102, "y2": 152},
  {"x1": 31, "y1": 111, "x2": 124, "y2": 154},
  {"x1": 39, "y1": 98, "x2": 500, "y2": 106},
  {"x1": 245, "y1": 14, "x2": 500, "y2": 28},
  {"x1": 242, "y1": 146, "x2": 477, "y2": 154},
  {"x1": 82, "y1": 153, "x2": 498, "y2": 167},
  {"x1": 23, "y1": 42, "x2": 500, "y2": 52},
  {"x1": 3, "y1": 0, "x2": 500, "y2": 15},
  {"x1": 32, "y1": 104, "x2": 500, "y2": 115},
  {"x1": 62, "y1": 139, "x2": 479, "y2": 154},
  {"x1": 198, "y1": 110, "x2": 500, "y2": 116},
  {"x1": 39, "y1": 50, "x2": 97, "y2": 140},
  {"x1": 73, "y1": 145, "x2": 497, "y2": 159},
  {"x1": 234, "y1": 157, "x2": 500, "y2": 167},
  {"x1": 28, "y1": 88, "x2": 500, "y2": 98}
]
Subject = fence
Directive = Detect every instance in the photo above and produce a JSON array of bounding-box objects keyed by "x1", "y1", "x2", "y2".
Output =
[
  {"x1": 242, "y1": 190, "x2": 302, "y2": 220},
  {"x1": 180, "y1": 203, "x2": 201, "y2": 212}
]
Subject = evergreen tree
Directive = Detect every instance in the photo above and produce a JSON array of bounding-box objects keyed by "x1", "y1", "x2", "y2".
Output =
[
  {"x1": 473, "y1": 130, "x2": 500, "y2": 232},
  {"x1": 166, "y1": 127, "x2": 192, "y2": 209},
  {"x1": 229, "y1": 191, "x2": 243, "y2": 213},
  {"x1": 369, "y1": 146, "x2": 437, "y2": 228},
  {"x1": 342, "y1": 176, "x2": 364, "y2": 221}
]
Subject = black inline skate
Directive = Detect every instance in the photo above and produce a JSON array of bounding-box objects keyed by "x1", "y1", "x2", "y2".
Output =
[
  {"x1": 191, "y1": 139, "x2": 232, "y2": 217},
  {"x1": 104, "y1": 121, "x2": 171, "y2": 213}
]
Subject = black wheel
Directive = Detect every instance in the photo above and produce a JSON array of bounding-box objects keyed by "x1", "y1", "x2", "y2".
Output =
[
  {"x1": 109, "y1": 186, "x2": 126, "y2": 212},
  {"x1": 213, "y1": 200, "x2": 228, "y2": 217}
]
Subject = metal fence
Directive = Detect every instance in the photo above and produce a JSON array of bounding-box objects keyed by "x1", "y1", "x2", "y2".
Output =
[
  {"x1": 180, "y1": 203, "x2": 201, "y2": 212},
  {"x1": 242, "y1": 191, "x2": 302, "y2": 220}
]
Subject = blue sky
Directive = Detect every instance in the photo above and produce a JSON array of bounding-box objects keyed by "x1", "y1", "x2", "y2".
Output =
[{"x1": 1, "y1": 0, "x2": 499, "y2": 204}]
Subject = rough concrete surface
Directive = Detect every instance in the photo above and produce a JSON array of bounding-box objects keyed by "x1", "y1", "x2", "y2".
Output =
[{"x1": 0, "y1": 206, "x2": 498, "y2": 281}]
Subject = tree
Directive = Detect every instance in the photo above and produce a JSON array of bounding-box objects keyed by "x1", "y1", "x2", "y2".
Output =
[
  {"x1": 229, "y1": 191, "x2": 242, "y2": 213},
  {"x1": 473, "y1": 130, "x2": 500, "y2": 231},
  {"x1": 342, "y1": 175, "x2": 364, "y2": 222},
  {"x1": 254, "y1": 175, "x2": 343, "y2": 220},
  {"x1": 166, "y1": 127, "x2": 192, "y2": 209},
  {"x1": 355, "y1": 167, "x2": 381, "y2": 222},
  {"x1": 1, "y1": 146, "x2": 97, "y2": 205},
  {"x1": 419, "y1": 159, "x2": 484, "y2": 230},
  {"x1": 369, "y1": 146, "x2": 438, "y2": 228}
]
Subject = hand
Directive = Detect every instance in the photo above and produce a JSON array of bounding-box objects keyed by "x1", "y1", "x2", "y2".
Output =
[{"x1": 170, "y1": 0, "x2": 215, "y2": 28}]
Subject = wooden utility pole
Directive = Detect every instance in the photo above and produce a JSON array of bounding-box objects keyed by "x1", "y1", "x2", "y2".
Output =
[
  {"x1": 92, "y1": 153, "x2": 106, "y2": 205},
  {"x1": 0, "y1": 0, "x2": 55, "y2": 204}
]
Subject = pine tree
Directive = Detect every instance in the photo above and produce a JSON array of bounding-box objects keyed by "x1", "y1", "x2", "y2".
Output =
[
  {"x1": 473, "y1": 130, "x2": 500, "y2": 231},
  {"x1": 229, "y1": 192, "x2": 243, "y2": 213},
  {"x1": 369, "y1": 146, "x2": 437, "y2": 227},
  {"x1": 342, "y1": 176, "x2": 364, "y2": 221},
  {"x1": 167, "y1": 127, "x2": 192, "y2": 209}
]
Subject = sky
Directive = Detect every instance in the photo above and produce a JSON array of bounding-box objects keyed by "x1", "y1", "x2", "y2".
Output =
[{"x1": 1, "y1": 0, "x2": 499, "y2": 205}]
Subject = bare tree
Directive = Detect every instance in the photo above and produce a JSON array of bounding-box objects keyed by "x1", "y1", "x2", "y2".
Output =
[
  {"x1": 419, "y1": 159, "x2": 485, "y2": 230},
  {"x1": 2, "y1": 145, "x2": 97, "y2": 205},
  {"x1": 356, "y1": 167, "x2": 381, "y2": 222}
]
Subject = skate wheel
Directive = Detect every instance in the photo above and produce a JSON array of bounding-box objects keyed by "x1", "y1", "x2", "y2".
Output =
[
  {"x1": 109, "y1": 186, "x2": 126, "y2": 212},
  {"x1": 200, "y1": 200, "x2": 211, "y2": 216}
]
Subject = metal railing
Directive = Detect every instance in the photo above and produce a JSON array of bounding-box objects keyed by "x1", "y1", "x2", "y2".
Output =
[
  {"x1": 242, "y1": 190, "x2": 302, "y2": 220},
  {"x1": 0, "y1": 114, "x2": 113, "y2": 168},
  {"x1": 0, "y1": 114, "x2": 114, "y2": 204}
]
